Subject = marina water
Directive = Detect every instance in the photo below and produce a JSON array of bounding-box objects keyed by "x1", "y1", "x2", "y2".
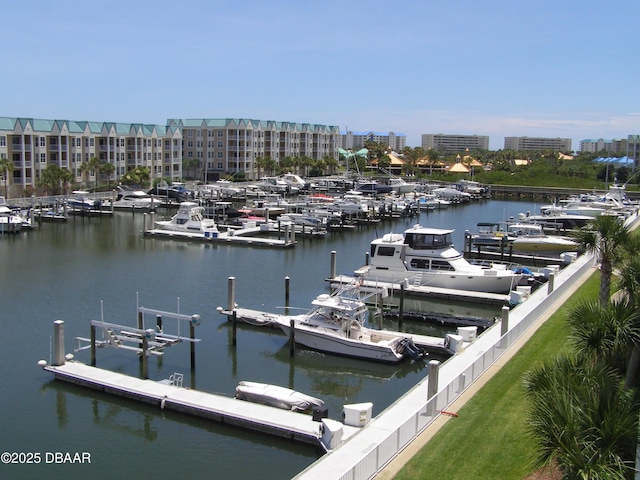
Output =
[{"x1": 0, "y1": 197, "x2": 545, "y2": 480}]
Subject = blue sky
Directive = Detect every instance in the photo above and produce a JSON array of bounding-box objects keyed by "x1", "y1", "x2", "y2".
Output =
[{"x1": 1, "y1": 0, "x2": 638, "y2": 151}]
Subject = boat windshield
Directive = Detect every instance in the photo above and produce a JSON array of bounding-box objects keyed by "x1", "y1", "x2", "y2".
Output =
[{"x1": 405, "y1": 232, "x2": 452, "y2": 249}]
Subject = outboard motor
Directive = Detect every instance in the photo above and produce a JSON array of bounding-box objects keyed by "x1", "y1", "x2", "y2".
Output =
[{"x1": 397, "y1": 337, "x2": 427, "y2": 361}]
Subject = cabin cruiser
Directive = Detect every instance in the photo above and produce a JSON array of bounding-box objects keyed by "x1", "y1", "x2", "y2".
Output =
[
  {"x1": 108, "y1": 187, "x2": 161, "y2": 210},
  {"x1": 154, "y1": 202, "x2": 219, "y2": 236},
  {"x1": 506, "y1": 223, "x2": 578, "y2": 253},
  {"x1": 235, "y1": 381, "x2": 324, "y2": 413},
  {"x1": 273, "y1": 286, "x2": 426, "y2": 363},
  {"x1": 355, "y1": 224, "x2": 524, "y2": 294},
  {"x1": 66, "y1": 190, "x2": 98, "y2": 210}
]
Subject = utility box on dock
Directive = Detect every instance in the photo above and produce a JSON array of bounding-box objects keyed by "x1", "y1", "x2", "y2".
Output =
[
  {"x1": 320, "y1": 418, "x2": 343, "y2": 450},
  {"x1": 457, "y1": 326, "x2": 477, "y2": 342},
  {"x1": 445, "y1": 334, "x2": 464, "y2": 353},
  {"x1": 342, "y1": 402, "x2": 373, "y2": 427}
]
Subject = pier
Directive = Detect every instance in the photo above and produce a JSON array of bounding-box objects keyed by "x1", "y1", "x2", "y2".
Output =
[{"x1": 41, "y1": 361, "x2": 360, "y2": 450}]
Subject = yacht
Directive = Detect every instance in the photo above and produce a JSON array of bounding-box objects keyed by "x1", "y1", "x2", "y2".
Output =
[
  {"x1": 355, "y1": 224, "x2": 524, "y2": 294},
  {"x1": 273, "y1": 286, "x2": 426, "y2": 363},
  {"x1": 66, "y1": 190, "x2": 97, "y2": 210},
  {"x1": 506, "y1": 223, "x2": 578, "y2": 253},
  {"x1": 154, "y1": 202, "x2": 219, "y2": 236},
  {"x1": 109, "y1": 187, "x2": 161, "y2": 210}
]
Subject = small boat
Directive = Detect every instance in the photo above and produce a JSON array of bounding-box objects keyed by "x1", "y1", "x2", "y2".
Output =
[
  {"x1": 154, "y1": 201, "x2": 219, "y2": 236},
  {"x1": 0, "y1": 197, "x2": 22, "y2": 233},
  {"x1": 108, "y1": 187, "x2": 162, "y2": 210},
  {"x1": 235, "y1": 381, "x2": 324, "y2": 413},
  {"x1": 273, "y1": 286, "x2": 426, "y2": 363},
  {"x1": 66, "y1": 190, "x2": 97, "y2": 210},
  {"x1": 356, "y1": 224, "x2": 524, "y2": 294}
]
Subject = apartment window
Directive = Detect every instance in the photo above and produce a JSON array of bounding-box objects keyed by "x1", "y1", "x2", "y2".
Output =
[
  {"x1": 217, "y1": 152, "x2": 223, "y2": 159},
  {"x1": 187, "y1": 141, "x2": 193, "y2": 148},
  {"x1": 90, "y1": 138, "x2": 94, "y2": 147},
  {"x1": 218, "y1": 141, "x2": 223, "y2": 148},
  {"x1": 40, "y1": 137, "x2": 46, "y2": 147},
  {"x1": 187, "y1": 151, "x2": 193, "y2": 158},
  {"x1": 40, "y1": 153, "x2": 46, "y2": 163},
  {"x1": 0, "y1": 136, "x2": 5, "y2": 147},
  {"x1": 188, "y1": 130, "x2": 193, "y2": 137},
  {"x1": 217, "y1": 162, "x2": 223, "y2": 169},
  {"x1": 217, "y1": 130, "x2": 223, "y2": 137}
]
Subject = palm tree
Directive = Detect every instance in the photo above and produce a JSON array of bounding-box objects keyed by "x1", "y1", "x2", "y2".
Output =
[
  {"x1": 613, "y1": 256, "x2": 640, "y2": 388},
  {"x1": 566, "y1": 300, "x2": 640, "y2": 376},
  {"x1": 100, "y1": 162, "x2": 115, "y2": 189},
  {"x1": 524, "y1": 354, "x2": 639, "y2": 480},
  {"x1": 88, "y1": 157, "x2": 101, "y2": 189},
  {"x1": 0, "y1": 158, "x2": 14, "y2": 198},
  {"x1": 573, "y1": 215, "x2": 631, "y2": 305}
]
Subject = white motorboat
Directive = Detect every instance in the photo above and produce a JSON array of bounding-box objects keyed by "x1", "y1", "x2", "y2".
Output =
[
  {"x1": 235, "y1": 381, "x2": 324, "y2": 412},
  {"x1": 274, "y1": 286, "x2": 426, "y2": 363},
  {"x1": 66, "y1": 190, "x2": 97, "y2": 210},
  {"x1": 506, "y1": 223, "x2": 578, "y2": 253},
  {"x1": 0, "y1": 197, "x2": 22, "y2": 233},
  {"x1": 109, "y1": 187, "x2": 162, "y2": 210},
  {"x1": 355, "y1": 224, "x2": 524, "y2": 294},
  {"x1": 154, "y1": 201, "x2": 219, "y2": 236}
]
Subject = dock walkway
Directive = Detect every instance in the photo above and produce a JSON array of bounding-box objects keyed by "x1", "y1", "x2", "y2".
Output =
[{"x1": 43, "y1": 361, "x2": 359, "y2": 449}]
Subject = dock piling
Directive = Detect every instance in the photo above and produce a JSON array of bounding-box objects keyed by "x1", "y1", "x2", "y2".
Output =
[
  {"x1": 547, "y1": 272, "x2": 555, "y2": 294},
  {"x1": 427, "y1": 360, "x2": 440, "y2": 414},
  {"x1": 500, "y1": 305, "x2": 509, "y2": 337},
  {"x1": 53, "y1": 320, "x2": 65, "y2": 366},
  {"x1": 227, "y1": 277, "x2": 236, "y2": 311},
  {"x1": 330, "y1": 251, "x2": 337, "y2": 278},
  {"x1": 232, "y1": 310, "x2": 237, "y2": 346},
  {"x1": 289, "y1": 319, "x2": 295, "y2": 356},
  {"x1": 284, "y1": 276, "x2": 290, "y2": 314}
]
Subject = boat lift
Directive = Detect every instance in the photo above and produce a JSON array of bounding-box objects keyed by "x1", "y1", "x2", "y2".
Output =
[{"x1": 75, "y1": 307, "x2": 202, "y2": 378}]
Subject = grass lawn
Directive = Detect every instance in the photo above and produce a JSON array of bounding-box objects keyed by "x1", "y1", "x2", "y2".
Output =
[{"x1": 394, "y1": 272, "x2": 601, "y2": 480}]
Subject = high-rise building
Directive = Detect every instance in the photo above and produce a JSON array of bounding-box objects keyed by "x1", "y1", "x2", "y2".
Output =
[
  {"x1": 579, "y1": 138, "x2": 627, "y2": 153},
  {"x1": 338, "y1": 130, "x2": 406, "y2": 152},
  {"x1": 421, "y1": 134, "x2": 489, "y2": 153},
  {"x1": 504, "y1": 136, "x2": 572, "y2": 152}
]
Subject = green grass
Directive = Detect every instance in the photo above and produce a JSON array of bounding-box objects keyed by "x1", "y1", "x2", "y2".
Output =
[{"x1": 394, "y1": 273, "x2": 600, "y2": 480}]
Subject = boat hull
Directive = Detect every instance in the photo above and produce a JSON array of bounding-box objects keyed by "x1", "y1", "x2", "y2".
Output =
[{"x1": 277, "y1": 321, "x2": 404, "y2": 363}]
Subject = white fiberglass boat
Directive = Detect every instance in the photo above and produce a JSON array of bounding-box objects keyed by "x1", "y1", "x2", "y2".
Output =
[
  {"x1": 109, "y1": 187, "x2": 162, "y2": 210},
  {"x1": 0, "y1": 197, "x2": 22, "y2": 233},
  {"x1": 235, "y1": 381, "x2": 324, "y2": 412},
  {"x1": 154, "y1": 202, "x2": 219, "y2": 236},
  {"x1": 506, "y1": 223, "x2": 578, "y2": 253},
  {"x1": 355, "y1": 224, "x2": 524, "y2": 294},
  {"x1": 274, "y1": 286, "x2": 426, "y2": 363}
]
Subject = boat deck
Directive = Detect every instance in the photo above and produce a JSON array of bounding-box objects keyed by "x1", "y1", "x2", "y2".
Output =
[
  {"x1": 329, "y1": 275, "x2": 511, "y2": 305},
  {"x1": 43, "y1": 361, "x2": 359, "y2": 449}
]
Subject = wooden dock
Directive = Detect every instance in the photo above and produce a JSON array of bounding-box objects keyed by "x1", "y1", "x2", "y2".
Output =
[{"x1": 42, "y1": 361, "x2": 359, "y2": 450}]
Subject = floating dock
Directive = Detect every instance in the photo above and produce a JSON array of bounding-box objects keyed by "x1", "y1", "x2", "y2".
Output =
[
  {"x1": 41, "y1": 361, "x2": 359, "y2": 451},
  {"x1": 328, "y1": 274, "x2": 513, "y2": 305},
  {"x1": 143, "y1": 224, "x2": 296, "y2": 248}
]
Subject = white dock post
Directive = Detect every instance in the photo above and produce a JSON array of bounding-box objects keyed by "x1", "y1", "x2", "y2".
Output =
[
  {"x1": 143, "y1": 212, "x2": 147, "y2": 232},
  {"x1": 330, "y1": 251, "x2": 337, "y2": 279},
  {"x1": 53, "y1": 320, "x2": 65, "y2": 366},
  {"x1": 501, "y1": 305, "x2": 510, "y2": 337},
  {"x1": 227, "y1": 277, "x2": 236, "y2": 312},
  {"x1": 547, "y1": 272, "x2": 555, "y2": 294},
  {"x1": 427, "y1": 360, "x2": 440, "y2": 415}
]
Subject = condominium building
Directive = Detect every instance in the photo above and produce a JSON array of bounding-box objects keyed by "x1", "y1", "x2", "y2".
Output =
[
  {"x1": 0, "y1": 117, "x2": 182, "y2": 195},
  {"x1": 504, "y1": 136, "x2": 572, "y2": 152},
  {"x1": 170, "y1": 118, "x2": 340, "y2": 181},
  {"x1": 628, "y1": 135, "x2": 640, "y2": 170},
  {"x1": 579, "y1": 138, "x2": 628, "y2": 154},
  {"x1": 421, "y1": 134, "x2": 489, "y2": 153},
  {"x1": 338, "y1": 130, "x2": 406, "y2": 152}
]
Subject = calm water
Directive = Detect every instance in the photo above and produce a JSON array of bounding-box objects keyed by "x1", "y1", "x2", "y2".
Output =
[{"x1": 0, "y1": 197, "x2": 542, "y2": 480}]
